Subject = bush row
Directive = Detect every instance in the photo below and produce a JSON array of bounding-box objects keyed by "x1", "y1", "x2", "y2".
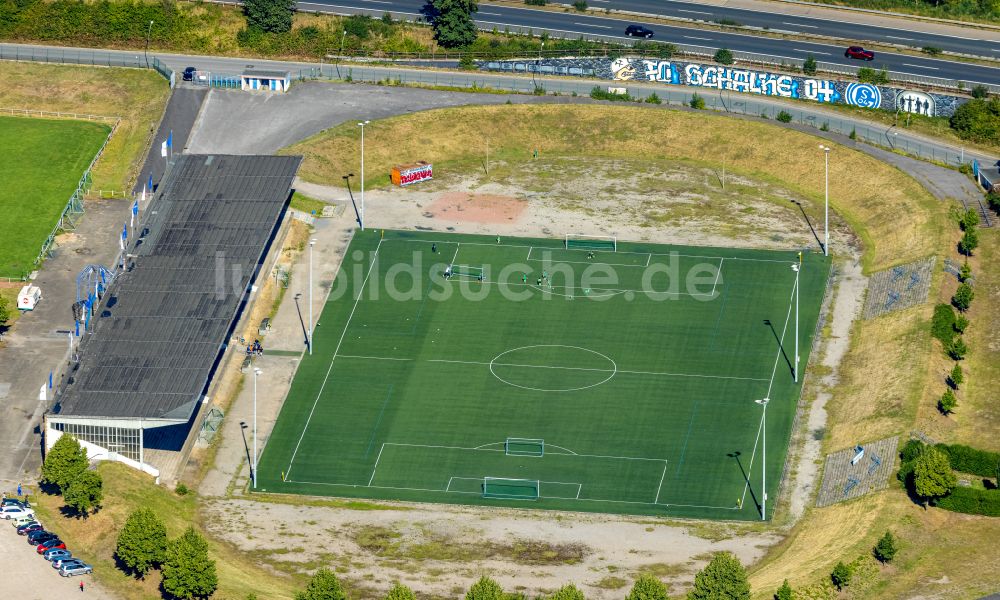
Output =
[
  {"x1": 936, "y1": 443, "x2": 1000, "y2": 477},
  {"x1": 935, "y1": 485, "x2": 1000, "y2": 516}
]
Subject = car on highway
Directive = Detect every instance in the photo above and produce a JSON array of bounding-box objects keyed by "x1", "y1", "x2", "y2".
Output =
[
  {"x1": 0, "y1": 505, "x2": 34, "y2": 519},
  {"x1": 844, "y1": 46, "x2": 875, "y2": 60},
  {"x1": 17, "y1": 522, "x2": 43, "y2": 535},
  {"x1": 59, "y1": 562, "x2": 93, "y2": 577},
  {"x1": 43, "y1": 548, "x2": 72, "y2": 562},
  {"x1": 37, "y1": 538, "x2": 66, "y2": 553},
  {"x1": 183, "y1": 66, "x2": 197, "y2": 81},
  {"x1": 27, "y1": 530, "x2": 57, "y2": 544},
  {"x1": 625, "y1": 25, "x2": 654, "y2": 39}
]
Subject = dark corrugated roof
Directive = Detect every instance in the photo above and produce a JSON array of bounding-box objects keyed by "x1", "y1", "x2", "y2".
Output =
[
  {"x1": 243, "y1": 70, "x2": 289, "y2": 78},
  {"x1": 56, "y1": 154, "x2": 301, "y2": 420}
]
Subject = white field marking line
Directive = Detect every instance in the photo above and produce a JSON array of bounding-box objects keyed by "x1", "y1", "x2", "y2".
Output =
[
  {"x1": 449, "y1": 242, "x2": 461, "y2": 267},
  {"x1": 426, "y1": 357, "x2": 768, "y2": 381},
  {"x1": 384, "y1": 442, "x2": 668, "y2": 463},
  {"x1": 654, "y1": 461, "x2": 669, "y2": 504},
  {"x1": 485, "y1": 279, "x2": 712, "y2": 301},
  {"x1": 472, "y1": 440, "x2": 579, "y2": 455},
  {"x1": 526, "y1": 256, "x2": 648, "y2": 268},
  {"x1": 339, "y1": 354, "x2": 413, "y2": 362},
  {"x1": 903, "y1": 63, "x2": 939, "y2": 70},
  {"x1": 285, "y1": 238, "x2": 383, "y2": 479},
  {"x1": 784, "y1": 21, "x2": 818, "y2": 28},
  {"x1": 711, "y1": 257, "x2": 724, "y2": 298},
  {"x1": 526, "y1": 246, "x2": 534, "y2": 261},
  {"x1": 367, "y1": 442, "x2": 385, "y2": 486},
  {"x1": 740, "y1": 411, "x2": 766, "y2": 508},
  {"x1": 645, "y1": 253, "x2": 652, "y2": 267}
]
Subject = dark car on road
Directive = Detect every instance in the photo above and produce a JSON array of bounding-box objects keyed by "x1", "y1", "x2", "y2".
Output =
[
  {"x1": 844, "y1": 46, "x2": 875, "y2": 60},
  {"x1": 182, "y1": 66, "x2": 197, "y2": 81},
  {"x1": 625, "y1": 25, "x2": 654, "y2": 39}
]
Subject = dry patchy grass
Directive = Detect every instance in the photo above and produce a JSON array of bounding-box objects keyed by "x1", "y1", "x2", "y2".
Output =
[
  {"x1": 286, "y1": 104, "x2": 941, "y2": 272},
  {"x1": 0, "y1": 62, "x2": 169, "y2": 191}
]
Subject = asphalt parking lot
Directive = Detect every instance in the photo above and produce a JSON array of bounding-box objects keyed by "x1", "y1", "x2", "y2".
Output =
[{"x1": 0, "y1": 517, "x2": 110, "y2": 598}]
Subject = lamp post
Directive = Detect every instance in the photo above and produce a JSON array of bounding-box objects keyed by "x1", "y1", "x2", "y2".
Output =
[
  {"x1": 253, "y1": 367, "x2": 262, "y2": 489},
  {"x1": 239, "y1": 422, "x2": 253, "y2": 486},
  {"x1": 791, "y1": 261, "x2": 800, "y2": 383},
  {"x1": 308, "y1": 239, "x2": 316, "y2": 355},
  {"x1": 820, "y1": 145, "x2": 830, "y2": 256},
  {"x1": 144, "y1": 20, "x2": 154, "y2": 69},
  {"x1": 358, "y1": 120, "x2": 370, "y2": 230},
  {"x1": 755, "y1": 397, "x2": 770, "y2": 521}
]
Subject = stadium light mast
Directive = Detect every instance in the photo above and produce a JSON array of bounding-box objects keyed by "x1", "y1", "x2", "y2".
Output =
[
  {"x1": 755, "y1": 397, "x2": 770, "y2": 521},
  {"x1": 358, "y1": 120, "x2": 370, "y2": 230},
  {"x1": 820, "y1": 145, "x2": 831, "y2": 256},
  {"x1": 252, "y1": 367, "x2": 262, "y2": 489},
  {"x1": 308, "y1": 238, "x2": 316, "y2": 355},
  {"x1": 792, "y1": 260, "x2": 800, "y2": 383}
]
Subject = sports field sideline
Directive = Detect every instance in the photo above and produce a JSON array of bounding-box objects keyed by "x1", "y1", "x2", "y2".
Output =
[{"x1": 257, "y1": 229, "x2": 829, "y2": 520}]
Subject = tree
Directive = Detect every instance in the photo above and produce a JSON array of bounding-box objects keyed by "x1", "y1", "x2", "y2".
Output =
[
  {"x1": 873, "y1": 531, "x2": 899, "y2": 563},
  {"x1": 947, "y1": 337, "x2": 968, "y2": 360},
  {"x1": 939, "y1": 388, "x2": 957, "y2": 414},
  {"x1": 385, "y1": 583, "x2": 416, "y2": 600},
  {"x1": 627, "y1": 574, "x2": 668, "y2": 600},
  {"x1": 714, "y1": 48, "x2": 734, "y2": 65},
  {"x1": 243, "y1": 0, "x2": 296, "y2": 33},
  {"x1": 690, "y1": 94, "x2": 706, "y2": 109},
  {"x1": 949, "y1": 363, "x2": 964, "y2": 388},
  {"x1": 0, "y1": 294, "x2": 10, "y2": 327},
  {"x1": 688, "y1": 553, "x2": 751, "y2": 600},
  {"x1": 41, "y1": 434, "x2": 89, "y2": 493},
  {"x1": 961, "y1": 208, "x2": 980, "y2": 230},
  {"x1": 971, "y1": 84, "x2": 990, "y2": 99},
  {"x1": 431, "y1": 0, "x2": 479, "y2": 48},
  {"x1": 296, "y1": 568, "x2": 347, "y2": 600},
  {"x1": 548, "y1": 584, "x2": 585, "y2": 600},
  {"x1": 830, "y1": 561, "x2": 852, "y2": 590},
  {"x1": 162, "y1": 527, "x2": 218, "y2": 600},
  {"x1": 959, "y1": 228, "x2": 979, "y2": 255},
  {"x1": 913, "y1": 447, "x2": 957, "y2": 501},
  {"x1": 954, "y1": 315, "x2": 970, "y2": 334},
  {"x1": 950, "y1": 97, "x2": 1000, "y2": 144},
  {"x1": 802, "y1": 55, "x2": 817, "y2": 76},
  {"x1": 116, "y1": 508, "x2": 168, "y2": 578},
  {"x1": 952, "y1": 283, "x2": 975, "y2": 311},
  {"x1": 63, "y1": 470, "x2": 103, "y2": 516},
  {"x1": 466, "y1": 576, "x2": 504, "y2": 600},
  {"x1": 959, "y1": 262, "x2": 972, "y2": 282},
  {"x1": 774, "y1": 580, "x2": 792, "y2": 600}
]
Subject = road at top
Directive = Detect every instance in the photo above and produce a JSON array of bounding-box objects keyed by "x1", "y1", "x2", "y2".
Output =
[{"x1": 308, "y1": 0, "x2": 1000, "y2": 85}]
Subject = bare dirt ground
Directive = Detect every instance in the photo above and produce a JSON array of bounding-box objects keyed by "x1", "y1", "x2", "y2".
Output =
[{"x1": 198, "y1": 157, "x2": 866, "y2": 599}]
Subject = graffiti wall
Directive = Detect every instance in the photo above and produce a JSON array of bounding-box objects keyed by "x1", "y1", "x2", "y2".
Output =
[{"x1": 479, "y1": 57, "x2": 966, "y2": 118}]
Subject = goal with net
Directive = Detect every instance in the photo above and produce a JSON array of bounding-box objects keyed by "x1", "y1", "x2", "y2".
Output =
[
  {"x1": 505, "y1": 438, "x2": 544, "y2": 457},
  {"x1": 482, "y1": 477, "x2": 540, "y2": 500},
  {"x1": 565, "y1": 234, "x2": 617, "y2": 252},
  {"x1": 445, "y1": 264, "x2": 485, "y2": 280}
]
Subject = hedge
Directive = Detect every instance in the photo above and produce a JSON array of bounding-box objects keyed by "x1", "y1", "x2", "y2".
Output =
[
  {"x1": 931, "y1": 304, "x2": 957, "y2": 345},
  {"x1": 936, "y1": 444, "x2": 1000, "y2": 478},
  {"x1": 935, "y1": 486, "x2": 1000, "y2": 517}
]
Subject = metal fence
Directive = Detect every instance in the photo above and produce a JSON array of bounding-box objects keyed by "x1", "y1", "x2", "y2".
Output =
[{"x1": 0, "y1": 43, "x2": 148, "y2": 68}]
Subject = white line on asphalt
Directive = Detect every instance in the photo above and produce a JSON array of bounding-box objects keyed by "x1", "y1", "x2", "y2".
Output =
[
  {"x1": 479, "y1": 11, "x2": 501, "y2": 15},
  {"x1": 784, "y1": 22, "x2": 817, "y2": 28},
  {"x1": 684, "y1": 36, "x2": 713, "y2": 41},
  {"x1": 903, "y1": 63, "x2": 939, "y2": 70},
  {"x1": 886, "y1": 35, "x2": 915, "y2": 41},
  {"x1": 357, "y1": 0, "x2": 390, "y2": 3},
  {"x1": 677, "y1": 9, "x2": 712, "y2": 14},
  {"x1": 795, "y1": 49, "x2": 831, "y2": 55},
  {"x1": 577, "y1": 23, "x2": 612, "y2": 29}
]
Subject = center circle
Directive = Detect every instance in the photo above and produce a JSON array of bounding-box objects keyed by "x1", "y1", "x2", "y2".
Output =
[{"x1": 489, "y1": 345, "x2": 617, "y2": 392}]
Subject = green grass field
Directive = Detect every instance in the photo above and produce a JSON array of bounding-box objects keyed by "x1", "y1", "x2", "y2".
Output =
[
  {"x1": 0, "y1": 115, "x2": 110, "y2": 277},
  {"x1": 258, "y1": 230, "x2": 828, "y2": 520}
]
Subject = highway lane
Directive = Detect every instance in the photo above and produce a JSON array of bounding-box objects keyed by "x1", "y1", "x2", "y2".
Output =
[{"x1": 311, "y1": 0, "x2": 1000, "y2": 85}]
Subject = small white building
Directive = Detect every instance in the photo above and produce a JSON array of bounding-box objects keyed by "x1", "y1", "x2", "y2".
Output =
[{"x1": 241, "y1": 69, "x2": 291, "y2": 93}]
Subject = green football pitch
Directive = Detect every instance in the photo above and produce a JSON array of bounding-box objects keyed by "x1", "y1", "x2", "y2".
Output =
[
  {"x1": 0, "y1": 115, "x2": 110, "y2": 277},
  {"x1": 257, "y1": 229, "x2": 829, "y2": 520}
]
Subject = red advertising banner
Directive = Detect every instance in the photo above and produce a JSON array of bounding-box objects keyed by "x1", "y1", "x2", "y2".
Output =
[{"x1": 392, "y1": 162, "x2": 433, "y2": 186}]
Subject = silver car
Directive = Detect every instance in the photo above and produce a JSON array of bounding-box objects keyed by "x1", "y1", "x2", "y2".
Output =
[
  {"x1": 59, "y1": 561, "x2": 93, "y2": 577},
  {"x1": 53, "y1": 557, "x2": 84, "y2": 570}
]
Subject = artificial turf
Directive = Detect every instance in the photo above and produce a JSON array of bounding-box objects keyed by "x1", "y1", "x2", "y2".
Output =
[
  {"x1": 0, "y1": 115, "x2": 110, "y2": 277},
  {"x1": 257, "y1": 229, "x2": 829, "y2": 520}
]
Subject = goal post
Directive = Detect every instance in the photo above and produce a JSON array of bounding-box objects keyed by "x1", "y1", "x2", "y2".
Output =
[
  {"x1": 565, "y1": 234, "x2": 617, "y2": 252},
  {"x1": 482, "y1": 477, "x2": 540, "y2": 500},
  {"x1": 445, "y1": 264, "x2": 485, "y2": 280},
  {"x1": 505, "y1": 438, "x2": 544, "y2": 457}
]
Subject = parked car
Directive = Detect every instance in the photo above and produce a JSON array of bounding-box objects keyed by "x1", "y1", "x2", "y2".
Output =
[
  {"x1": 844, "y1": 46, "x2": 875, "y2": 60},
  {"x1": 53, "y1": 557, "x2": 85, "y2": 570},
  {"x1": 0, "y1": 505, "x2": 34, "y2": 519},
  {"x1": 10, "y1": 514, "x2": 37, "y2": 527},
  {"x1": 625, "y1": 24, "x2": 654, "y2": 39},
  {"x1": 17, "y1": 522, "x2": 43, "y2": 535},
  {"x1": 43, "y1": 548, "x2": 72, "y2": 562},
  {"x1": 37, "y1": 538, "x2": 66, "y2": 553},
  {"x1": 60, "y1": 562, "x2": 93, "y2": 577},
  {"x1": 182, "y1": 66, "x2": 197, "y2": 81},
  {"x1": 27, "y1": 530, "x2": 57, "y2": 544},
  {"x1": 1, "y1": 497, "x2": 29, "y2": 508}
]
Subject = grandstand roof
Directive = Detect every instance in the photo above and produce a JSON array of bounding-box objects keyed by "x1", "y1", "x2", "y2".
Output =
[{"x1": 55, "y1": 154, "x2": 301, "y2": 421}]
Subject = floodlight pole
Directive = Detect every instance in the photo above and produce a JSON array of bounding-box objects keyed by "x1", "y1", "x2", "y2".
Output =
[
  {"x1": 253, "y1": 367, "x2": 261, "y2": 489},
  {"x1": 792, "y1": 262, "x2": 800, "y2": 383},
  {"x1": 144, "y1": 20, "x2": 153, "y2": 69},
  {"x1": 358, "y1": 120, "x2": 369, "y2": 230},
  {"x1": 308, "y1": 239, "x2": 316, "y2": 355},
  {"x1": 755, "y1": 397, "x2": 769, "y2": 521},
  {"x1": 820, "y1": 145, "x2": 831, "y2": 256}
]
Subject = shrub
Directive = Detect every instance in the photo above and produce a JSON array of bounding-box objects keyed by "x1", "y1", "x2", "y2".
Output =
[
  {"x1": 949, "y1": 363, "x2": 964, "y2": 388},
  {"x1": 688, "y1": 552, "x2": 750, "y2": 599},
  {"x1": 802, "y1": 55, "x2": 817, "y2": 76},
  {"x1": 873, "y1": 531, "x2": 899, "y2": 563},
  {"x1": 175, "y1": 483, "x2": 190, "y2": 496},
  {"x1": 466, "y1": 576, "x2": 505, "y2": 600},
  {"x1": 626, "y1": 574, "x2": 668, "y2": 600},
  {"x1": 525, "y1": 0, "x2": 546, "y2": 4},
  {"x1": 950, "y1": 97, "x2": 1000, "y2": 144},
  {"x1": 938, "y1": 388, "x2": 957, "y2": 414},
  {"x1": 947, "y1": 337, "x2": 968, "y2": 360},
  {"x1": 776, "y1": 110, "x2": 792, "y2": 123},
  {"x1": 690, "y1": 94, "x2": 706, "y2": 109},
  {"x1": 714, "y1": 18, "x2": 742, "y2": 26},
  {"x1": 921, "y1": 45, "x2": 942, "y2": 55},
  {"x1": 952, "y1": 283, "x2": 974, "y2": 311},
  {"x1": 954, "y1": 315, "x2": 969, "y2": 334},
  {"x1": 857, "y1": 67, "x2": 889, "y2": 85},
  {"x1": 645, "y1": 92, "x2": 662, "y2": 104},
  {"x1": 547, "y1": 584, "x2": 585, "y2": 600},
  {"x1": 572, "y1": 0, "x2": 587, "y2": 10},
  {"x1": 959, "y1": 262, "x2": 972, "y2": 282},
  {"x1": 931, "y1": 303, "x2": 957, "y2": 345},
  {"x1": 971, "y1": 84, "x2": 990, "y2": 99},
  {"x1": 590, "y1": 86, "x2": 632, "y2": 102},
  {"x1": 849, "y1": 128, "x2": 857, "y2": 139},
  {"x1": 936, "y1": 486, "x2": 1000, "y2": 516},
  {"x1": 936, "y1": 444, "x2": 1000, "y2": 478},
  {"x1": 820, "y1": 122, "x2": 829, "y2": 131},
  {"x1": 386, "y1": 583, "x2": 417, "y2": 600},
  {"x1": 775, "y1": 580, "x2": 793, "y2": 600},
  {"x1": 459, "y1": 54, "x2": 476, "y2": 70},
  {"x1": 900, "y1": 439, "x2": 926, "y2": 464},
  {"x1": 713, "y1": 48, "x2": 734, "y2": 65},
  {"x1": 959, "y1": 228, "x2": 979, "y2": 255},
  {"x1": 961, "y1": 208, "x2": 980, "y2": 230},
  {"x1": 831, "y1": 561, "x2": 852, "y2": 590}
]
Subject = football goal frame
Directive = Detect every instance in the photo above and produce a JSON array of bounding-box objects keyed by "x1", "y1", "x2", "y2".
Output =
[
  {"x1": 482, "y1": 477, "x2": 540, "y2": 500},
  {"x1": 565, "y1": 234, "x2": 617, "y2": 252},
  {"x1": 445, "y1": 264, "x2": 485, "y2": 280},
  {"x1": 505, "y1": 438, "x2": 544, "y2": 457}
]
